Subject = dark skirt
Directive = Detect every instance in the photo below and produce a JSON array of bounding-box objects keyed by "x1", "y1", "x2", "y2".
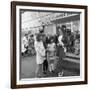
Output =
[
  {"x1": 56, "y1": 45, "x2": 65, "y2": 59},
  {"x1": 55, "y1": 45, "x2": 66, "y2": 73}
]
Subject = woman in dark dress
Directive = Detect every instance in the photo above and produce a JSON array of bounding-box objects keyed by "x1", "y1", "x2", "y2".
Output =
[{"x1": 56, "y1": 27, "x2": 66, "y2": 77}]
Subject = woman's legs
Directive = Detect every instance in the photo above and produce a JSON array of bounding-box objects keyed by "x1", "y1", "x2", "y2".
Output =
[
  {"x1": 57, "y1": 57, "x2": 64, "y2": 76},
  {"x1": 36, "y1": 64, "x2": 43, "y2": 78}
]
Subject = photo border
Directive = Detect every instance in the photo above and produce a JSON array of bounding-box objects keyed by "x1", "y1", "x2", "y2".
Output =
[{"x1": 11, "y1": 1, "x2": 88, "y2": 89}]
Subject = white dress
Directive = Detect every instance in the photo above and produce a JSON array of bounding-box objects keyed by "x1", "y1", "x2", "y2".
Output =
[
  {"x1": 34, "y1": 41, "x2": 45, "y2": 64},
  {"x1": 58, "y1": 35, "x2": 66, "y2": 52},
  {"x1": 58, "y1": 35, "x2": 64, "y2": 46}
]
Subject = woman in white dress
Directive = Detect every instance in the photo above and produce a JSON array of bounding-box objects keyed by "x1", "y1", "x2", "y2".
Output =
[{"x1": 34, "y1": 34, "x2": 45, "y2": 77}]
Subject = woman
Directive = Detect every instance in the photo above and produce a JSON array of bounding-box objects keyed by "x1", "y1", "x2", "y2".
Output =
[
  {"x1": 56, "y1": 27, "x2": 66, "y2": 77},
  {"x1": 34, "y1": 34, "x2": 45, "y2": 77}
]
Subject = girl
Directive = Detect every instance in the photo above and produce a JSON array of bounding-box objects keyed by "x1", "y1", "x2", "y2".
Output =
[{"x1": 47, "y1": 37, "x2": 56, "y2": 73}]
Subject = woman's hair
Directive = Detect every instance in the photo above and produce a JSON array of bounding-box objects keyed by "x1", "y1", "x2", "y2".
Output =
[{"x1": 36, "y1": 34, "x2": 42, "y2": 42}]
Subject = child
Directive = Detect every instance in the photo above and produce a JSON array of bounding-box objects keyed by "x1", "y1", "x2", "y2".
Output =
[{"x1": 47, "y1": 38, "x2": 56, "y2": 73}]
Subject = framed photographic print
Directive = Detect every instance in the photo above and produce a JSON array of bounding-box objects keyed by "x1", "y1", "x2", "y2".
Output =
[{"x1": 11, "y1": 1, "x2": 88, "y2": 89}]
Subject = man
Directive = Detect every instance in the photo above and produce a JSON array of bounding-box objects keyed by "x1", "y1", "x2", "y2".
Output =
[
  {"x1": 39, "y1": 26, "x2": 49, "y2": 74},
  {"x1": 42, "y1": 34, "x2": 48, "y2": 74}
]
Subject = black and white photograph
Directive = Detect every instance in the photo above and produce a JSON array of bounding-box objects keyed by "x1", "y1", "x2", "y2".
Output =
[
  {"x1": 20, "y1": 10, "x2": 80, "y2": 79},
  {"x1": 11, "y1": 1, "x2": 87, "y2": 89}
]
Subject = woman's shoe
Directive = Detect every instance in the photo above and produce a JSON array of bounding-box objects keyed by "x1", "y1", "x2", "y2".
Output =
[{"x1": 58, "y1": 71, "x2": 63, "y2": 77}]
